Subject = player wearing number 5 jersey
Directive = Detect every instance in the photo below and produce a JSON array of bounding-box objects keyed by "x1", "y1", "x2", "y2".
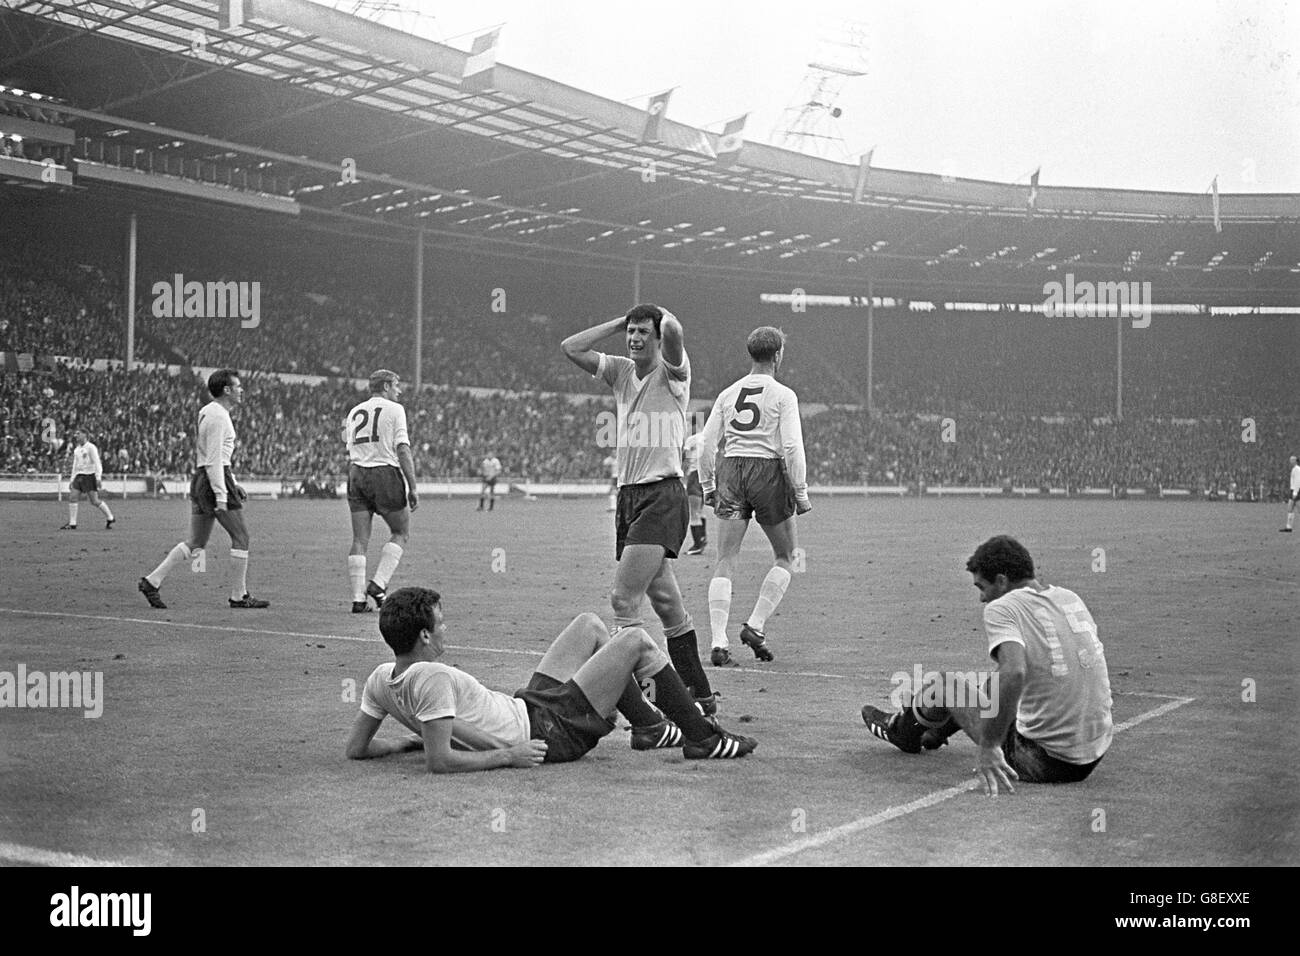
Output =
[
  {"x1": 698, "y1": 327, "x2": 810, "y2": 666},
  {"x1": 861, "y1": 536, "x2": 1113, "y2": 796},
  {"x1": 345, "y1": 370, "x2": 419, "y2": 613}
]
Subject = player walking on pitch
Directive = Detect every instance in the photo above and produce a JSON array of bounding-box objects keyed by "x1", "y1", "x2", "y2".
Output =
[
  {"x1": 1281, "y1": 454, "x2": 1299, "y2": 532},
  {"x1": 138, "y1": 369, "x2": 268, "y2": 609},
  {"x1": 477, "y1": 453, "x2": 502, "y2": 511},
  {"x1": 561, "y1": 304, "x2": 717, "y2": 716},
  {"x1": 698, "y1": 327, "x2": 811, "y2": 666},
  {"x1": 61, "y1": 429, "x2": 115, "y2": 530},
  {"x1": 345, "y1": 370, "x2": 419, "y2": 613}
]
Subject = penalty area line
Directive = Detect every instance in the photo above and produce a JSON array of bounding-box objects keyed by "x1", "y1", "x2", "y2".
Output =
[
  {"x1": 0, "y1": 841, "x2": 125, "y2": 867},
  {"x1": 731, "y1": 694, "x2": 1196, "y2": 867}
]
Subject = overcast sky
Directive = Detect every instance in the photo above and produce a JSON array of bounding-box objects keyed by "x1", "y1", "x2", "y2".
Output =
[{"x1": 318, "y1": 0, "x2": 1300, "y2": 193}]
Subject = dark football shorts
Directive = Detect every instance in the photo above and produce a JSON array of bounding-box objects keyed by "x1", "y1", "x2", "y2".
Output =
[
  {"x1": 71, "y1": 474, "x2": 99, "y2": 494},
  {"x1": 713, "y1": 456, "x2": 796, "y2": 526},
  {"x1": 481, "y1": 475, "x2": 498, "y2": 490},
  {"x1": 348, "y1": 464, "x2": 408, "y2": 515},
  {"x1": 190, "y1": 466, "x2": 242, "y2": 516},
  {"x1": 514, "y1": 673, "x2": 615, "y2": 763},
  {"x1": 615, "y1": 477, "x2": 689, "y2": 560},
  {"x1": 1003, "y1": 725, "x2": 1104, "y2": 783},
  {"x1": 685, "y1": 469, "x2": 703, "y2": 498}
]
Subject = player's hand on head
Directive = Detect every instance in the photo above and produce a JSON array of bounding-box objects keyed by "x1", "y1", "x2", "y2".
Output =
[{"x1": 975, "y1": 743, "x2": 1018, "y2": 797}]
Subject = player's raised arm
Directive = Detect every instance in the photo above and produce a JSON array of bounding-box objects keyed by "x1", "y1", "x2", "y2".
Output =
[
  {"x1": 561, "y1": 316, "x2": 627, "y2": 376},
  {"x1": 780, "y1": 392, "x2": 811, "y2": 512},
  {"x1": 660, "y1": 309, "x2": 685, "y2": 372}
]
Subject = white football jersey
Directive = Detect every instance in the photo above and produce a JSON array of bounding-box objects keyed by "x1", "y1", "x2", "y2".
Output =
[
  {"x1": 71, "y1": 441, "x2": 103, "y2": 479},
  {"x1": 345, "y1": 395, "x2": 410, "y2": 468},
  {"x1": 698, "y1": 373, "x2": 807, "y2": 498},
  {"x1": 983, "y1": 585, "x2": 1113, "y2": 764},
  {"x1": 1290, "y1": 464, "x2": 1299, "y2": 494}
]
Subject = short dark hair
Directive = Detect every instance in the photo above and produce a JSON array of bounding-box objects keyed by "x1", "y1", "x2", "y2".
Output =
[
  {"x1": 207, "y1": 368, "x2": 240, "y2": 399},
  {"x1": 624, "y1": 303, "x2": 664, "y2": 337},
  {"x1": 966, "y1": 535, "x2": 1035, "y2": 583},
  {"x1": 379, "y1": 587, "x2": 442, "y2": 655},
  {"x1": 747, "y1": 326, "x2": 786, "y2": 363}
]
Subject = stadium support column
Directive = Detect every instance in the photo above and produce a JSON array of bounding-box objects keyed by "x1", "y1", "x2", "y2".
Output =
[
  {"x1": 126, "y1": 213, "x2": 137, "y2": 367},
  {"x1": 1116, "y1": 310, "x2": 1123, "y2": 421},
  {"x1": 414, "y1": 228, "x2": 424, "y2": 391},
  {"x1": 866, "y1": 277, "x2": 874, "y2": 412},
  {"x1": 633, "y1": 259, "x2": 641, "y2": 306}
]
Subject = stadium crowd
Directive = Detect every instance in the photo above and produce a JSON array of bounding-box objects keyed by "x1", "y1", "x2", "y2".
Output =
[{"x1": 2, "y1": 245, "x2": 1295, "y2": 494}]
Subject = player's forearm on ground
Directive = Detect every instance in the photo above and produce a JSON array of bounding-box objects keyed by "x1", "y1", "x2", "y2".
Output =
[
  {"x1": 980, "y1": 670, "x2": 1025, "y2": 747},
  {"x1": 396, "y1": 444, "x2": 417, "y2": 490},
  {"x1": 561, "y1": 316, "x2": 625, "y2": 356},
  {"x1": 352, "y1": 737, "x2": 421, "y2": 759},
  {"x1": 427, "y1": 747, "x2": 516, "y2": 773}
]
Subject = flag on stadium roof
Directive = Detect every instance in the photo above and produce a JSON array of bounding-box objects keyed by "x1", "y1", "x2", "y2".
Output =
[
  {"x1": 642, "y1": 90, "x2": 672, "y2": 144},
  {"x1": 461, "y1": 29, "x2": 502, "y2": 92},
  {"x1": 219, "y1": 0, "x2": 247, "y2": 31},
  {"x1": 715, "y1": 114, "x2": 748, "y2": 167},
  {"x1": 1026, "y1": 167, "x2": 1041, "y2": 218},
  {"x1": 853, "y1": 148, "x2": 875, "y2": 203},
  {"x1": 1211, "y1": 176, "x2": 1222, "y2": 233}
]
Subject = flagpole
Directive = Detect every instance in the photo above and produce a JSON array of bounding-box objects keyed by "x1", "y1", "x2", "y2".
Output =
[{"x1": 866, "y1": 277, "x2": 874, "y2": 413}]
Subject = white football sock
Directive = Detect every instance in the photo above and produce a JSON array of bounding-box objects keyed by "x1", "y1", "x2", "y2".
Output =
[
  {"x1": 97, "y1": 500, "x2": 114, "y2": 521},
  {"x1": 68, "y1": 503, "x2": 78, "y2": 525},
  {"x1": 347, "y1": 554, "x2": 367, "y2": 602},
  {"x1": 708, "y1": 577, "x2": 732, "y2": 649},
  {"x1": 1288, "y1": 512, "x2": 1295, "y2": 530},
  {"x1": 230, "y1": 549, "x2": 249, "y2": 599},
  {"x1": 147, "y1": 542, "x2": 191, "y2": 587},
  {"x1": 373, "y1": 542, "x2": 403, "y2": 589},
  {"x1": 748, "y1": 566, "x2": 792, "y2": 633}
]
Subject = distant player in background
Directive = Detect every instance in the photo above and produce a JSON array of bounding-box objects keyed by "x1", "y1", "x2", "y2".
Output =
[
  {"x1": 861, "y1": 536, "x2": 1113, "y2": 796},
  {"x1": 138, "y1": 369, "x2": 268, "y2": 610},
  {"x1": 601, "y1": 452, "x2": 617, "y2": 511},
  {"x1": 1282, "y1": 454, "x2": 1299, "y2": 532},
  {"x1": 699, "y1": 327, "x2": 811, "y2": 666},
  {"x1": 682, "y1": 415, "x2": 707, "y2": 555},
  {"x1": 345, "y1": 370, "x2": 419, "y2": 613},
  {"x1": 478, "y1": 453, "x2": 502, "y2": 511},
  {"x1": 561, "y1": 303, "x2": 717, "y2": 718},
  {"x1": 61, "y1": 429, "x2": 115, "y2": 530}
]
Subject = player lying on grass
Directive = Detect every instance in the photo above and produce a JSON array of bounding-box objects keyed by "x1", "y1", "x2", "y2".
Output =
[
  {"x1": 860, "y1": 535, "x2": 1113, "y2": 796},
  {"x1": 345, "y1": 587, "x2": 758, "y2": 771}
]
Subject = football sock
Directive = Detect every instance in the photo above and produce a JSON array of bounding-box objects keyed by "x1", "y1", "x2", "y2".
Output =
[
  {"x1": 347, "y1": 554, "x2": 367, "y2": 602},
  {"x1": 748, "y1": 566, "x2": 792, "y2": 632},
  {"x1": 97, "y1": 500, "x2": 114, "y2": 521},
  {"x1": 700, "y1": 518, "x2": 707, "y2": 542},
  {"x1": 147, "y1": 542, "x2": 191, "y2": 587},
  {"x1": 708, "y1": 577, "x2": 732, "y2": 648},
  {"x1": 68, "y1": 503, "x2": 78, "y2": 525},
  {"x1": 230, "y1": 549, "x2": 249, "y2": 600},
  {"x1": 645, "y1": 664, "x2": 715, "y2": 742},
  {"x1": 373, "y1": 542, "x2": 403, "y2": 589},
  {"x1": 663, "y1": 618, "x2": 712, "y2": 700},
  {"x1": 617, "y1": 680, "x2": 663, "y2": 728},
  {"x1": 1288, "y1": 513, "x2": 1295, "y2": 530},
  {"x1": 611, "y1": 616, "x2": 645, "y2": 635}
]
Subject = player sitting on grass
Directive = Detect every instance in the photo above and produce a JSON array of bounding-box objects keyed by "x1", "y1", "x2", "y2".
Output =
[
  {"x1": 860, "y1": 536, "x2": 1112, "y2": 796},
  {"x1": 345, "y1": 587, "x2": 757, "y2": 771}
]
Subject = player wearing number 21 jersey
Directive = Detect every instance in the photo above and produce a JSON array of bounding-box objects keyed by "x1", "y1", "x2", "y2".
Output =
[
  {"x1": 698, "y1": 327, "x2": 810, "y2": 667},
  {"x1": 344, "y1": 370, "x2": 419, "y2": 614}
]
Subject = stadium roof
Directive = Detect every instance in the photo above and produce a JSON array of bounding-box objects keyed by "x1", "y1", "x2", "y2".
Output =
[{"x1": 3, "y1": 0, "x2": 1300, "y2": 301}]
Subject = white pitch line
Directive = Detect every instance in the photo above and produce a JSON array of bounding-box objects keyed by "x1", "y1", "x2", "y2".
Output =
[
  {"x1": 731, "y1": 694, "x2": 1196, "y2": 867},
  {"x1": 0, "y1": 841, "x2": 124, "y2": 867}
]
